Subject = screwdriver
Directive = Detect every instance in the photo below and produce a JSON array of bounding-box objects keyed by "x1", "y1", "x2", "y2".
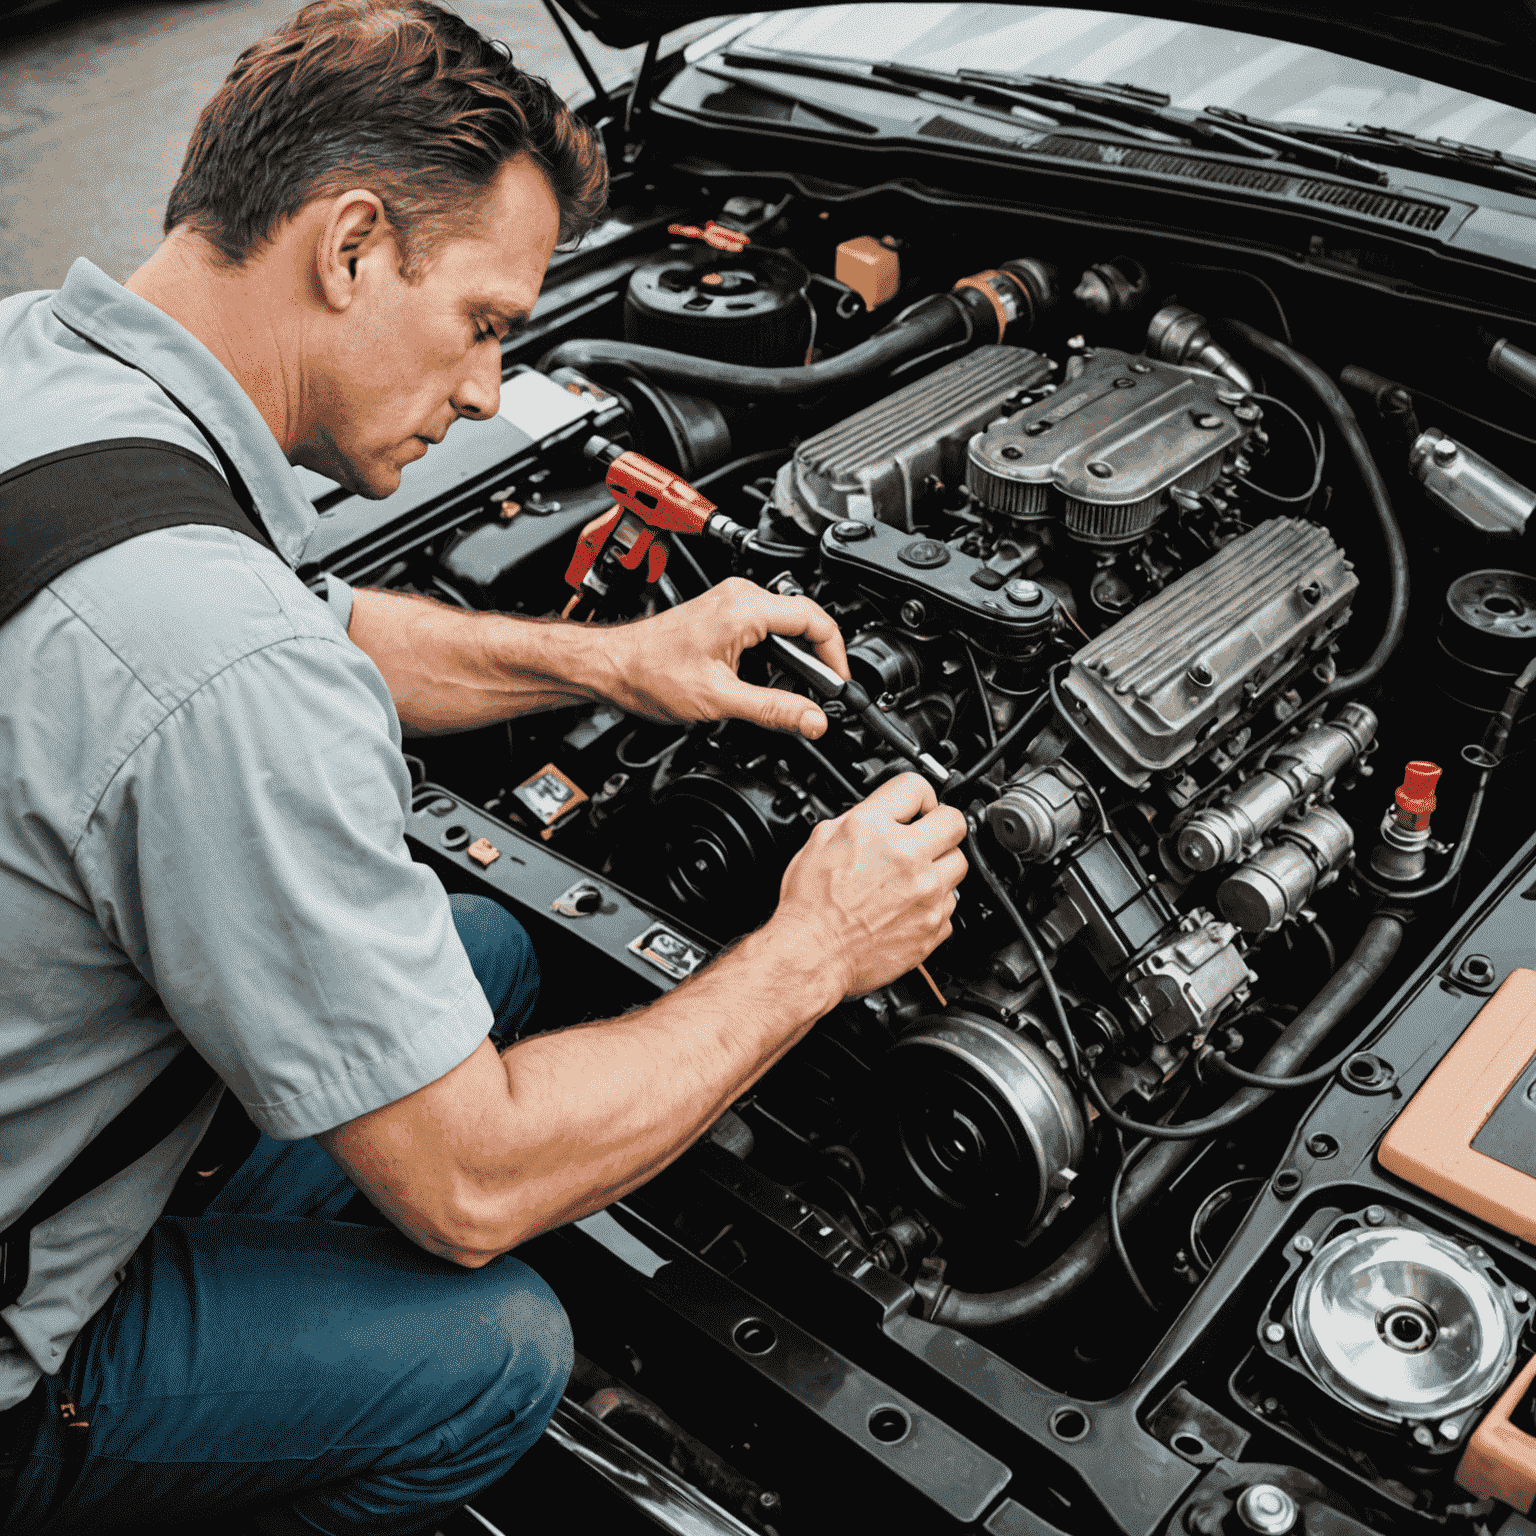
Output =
[{"x1": 765, "y1": 634, "x2": 952, "y2": 787}]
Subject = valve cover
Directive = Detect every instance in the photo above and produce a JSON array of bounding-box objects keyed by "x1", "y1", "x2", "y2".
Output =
[{"x1": 1060, "y1": 518, "x2": 1357, "y2": 786}]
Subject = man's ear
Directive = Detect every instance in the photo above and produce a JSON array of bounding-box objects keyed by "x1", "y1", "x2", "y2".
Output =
[{"x1": 315, "y1": 190, "x2": 393, "y2": 313}]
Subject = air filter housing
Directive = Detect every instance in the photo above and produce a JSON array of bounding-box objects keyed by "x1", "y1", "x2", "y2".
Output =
[
  {"x1": 966, "y1": 347, "x2": 1249, "y2": 544},
  {"x1": 624, "y1": 243, "x2": 812, "y2": 367}
]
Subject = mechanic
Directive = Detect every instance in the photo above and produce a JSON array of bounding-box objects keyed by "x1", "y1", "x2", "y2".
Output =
[{"x1": 0, "y1": 3, "x2": 967, "y2": 1532}]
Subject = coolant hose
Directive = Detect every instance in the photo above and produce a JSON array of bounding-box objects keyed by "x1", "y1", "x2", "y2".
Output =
[
  {"x1": 540, "y1": 292, "x2": 979, "y2": 399},
  {"x1": 1220, "y1": 320, "x2": 1410, "y2": 700},
  {"x1": 925, "y1": 911, "x2": 1406, "y2": 1329}
]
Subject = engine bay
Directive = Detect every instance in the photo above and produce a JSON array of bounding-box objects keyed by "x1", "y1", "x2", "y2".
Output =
[{"x1": 308, "y1": 175, "x2": 1536, "y2": 1535}]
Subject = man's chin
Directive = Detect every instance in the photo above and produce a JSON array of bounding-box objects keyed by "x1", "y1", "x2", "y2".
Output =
[{"x1": 291, "y1": 445, "x2": 400, "y2": 501}]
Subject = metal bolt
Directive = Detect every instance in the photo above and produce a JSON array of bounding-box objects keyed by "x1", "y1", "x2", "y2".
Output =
[
  {"x1": 1514, "y1": 1289, "x2": 1530, "y2": 1310},
  {"x1": 1024, "y1": 420, "x2": 1051, "y2": 436},
  {"x1": 1087, "y1": 460, "x2": 1114, "y2": 478},
  {"x1": 1187, "y1": 661, "x2": 1215, "y2": 688},
  {"x1": 1293, "y1": 1234, "x2": 1314, "y2": 1254},
  {"x1": 1234, "y1": 403, "x2": 1261, "y2": 422},
  {"x1": 1468, "y1": 1245, "x2": 1487, "y2": 1261},
  {"x1": 1235, "y1": 1483, "x2": 1298, "y2": 1535},
  {"x1": 1364, "y1": 1205, "x2": 1386, "y2": 1227},
  {"x1": 1432, "y1": 438, "x2": 1460, "y2": 465},
  {"x1": 1004, "y1": 578, "x2": 1043, "y2": 607},
  {"x1": 1264, "y1": 1323, "x2": 1287, "y2": 1344},
  {"x1": 1194, "y1": 412, "x2": 1223, "y2": 429},
  {"x1": 1455, "y1": 954, "x2": 1495, "y2": 987},
  {"x1": 1439, "y1": 1419, "x2": 1463, "y2": 1441},
  {"x1": 1113, "y1": 376, "x2": 1136, "y2": 389},
  {"x1": 1297, "y1": 580, "x2": 1322, "y2": 605},
  {"x1": 758, "y1": 1492, "x2": 781, "y2": 1510},
  {"x1": 1413, "y1": 1425, "x2": 1435, "y2": 1447},
  {"x1": 1130, "y1": 360, "x2": 1152, "y2": 373},
  {"x1": 899, "y1": 600, "x2": 927, "y2": 628},
  {"x1": 1000, "y1": 444, "x2": 1023, "y2": 460}
]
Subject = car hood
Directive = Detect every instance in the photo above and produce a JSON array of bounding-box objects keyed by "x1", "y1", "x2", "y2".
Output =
[{"x1": 553, "y1": 2, "x2": 1536, "y2": 113}]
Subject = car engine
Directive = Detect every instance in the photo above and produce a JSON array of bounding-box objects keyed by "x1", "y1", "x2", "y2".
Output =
[{"x1": 307, "y1": 194, "x2": 1536, "y2": 1535}]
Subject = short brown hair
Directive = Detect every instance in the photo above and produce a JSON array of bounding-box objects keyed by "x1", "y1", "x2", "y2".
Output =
[{"x1": 164, "y1": 0, "x2": 607, "y2": 277}]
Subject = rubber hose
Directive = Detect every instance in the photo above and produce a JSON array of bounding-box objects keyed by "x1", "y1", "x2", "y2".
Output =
[
  {"x1": 1220, "y1": 320, "x2": 1410, "y2": 700},
  {"x1": 928, "y1": 911, "x2": 1405, "y2": 1328},
  {"x1": 539, "y1": 294, "x2": 976, "y2": 399}
]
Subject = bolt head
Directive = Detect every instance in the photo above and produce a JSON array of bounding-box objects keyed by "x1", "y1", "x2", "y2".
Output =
[
  {"x1": 1195, "y1": 412, "x2": 1223, "y2": 429},
  {"x1": 1187, "y1": 661, "x2": 1215, "y2": 688},
  {"x1": 1087, "y1": 460, "x2": 1114, "y2": 478},
  {"x1": 899, "y1": 600, "x2": 927, "y2": 628},
  {"x1": 1130, "y1": 360, "x2": 1152, "y2": 373},
  {"x1": 1024, "y1": 420, "x2": 1051, "y2": 437},
  {"x1": 1234, "y1": 403, "x2": 1261, "y2": 422},
  {"x1": 1113, "y1": 376, "x2": 1137, "y2": 389},
  {"x1": 1004, "y1": 578, "x2": 1044, "y2": 607},
  {"x1": 1432, "y1": 438, "x2": 1459, "y2": 465},
  {"x1": 1264, "y1": 1322, "x2": 1287, "y2": 1344},
  {"x1": 1413, "y1": 1425, "x2": 1435, "y2": 1446},
  {"x1": 1364, "y1": 1204, "x2": 1386, "y2": 1226},
  {"x1": 1439, "y1": 1419, "x2": 1463, "y2": 1441},
  {"x1": 1514, "y1": 1289, "x2": 1530, "y2": 1309},
  {"x1": 1293, "y1": 1234, "x2": 1314, "y2": 1254},
  {"x1": 1000, "y1": 443, "x2": 1023, "y2": 460}
]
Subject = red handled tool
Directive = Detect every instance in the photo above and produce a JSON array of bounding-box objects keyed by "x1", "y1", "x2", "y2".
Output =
[{"x1": 563, "y1": 437, "x2": 754, "y2": 618}]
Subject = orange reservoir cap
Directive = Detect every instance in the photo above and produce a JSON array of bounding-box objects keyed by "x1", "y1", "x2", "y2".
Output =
[
  {"x1": 1395, "y1": 760, "x2": 1441, "y2": 829},
  {"x1": 836, "y1": 235, "x2": 900, "y2": 310}
]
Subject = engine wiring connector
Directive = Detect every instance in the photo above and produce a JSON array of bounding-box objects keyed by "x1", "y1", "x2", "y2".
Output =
[{"x1": 1370, "y1": 760, "x2": 1442, "y2": 882}]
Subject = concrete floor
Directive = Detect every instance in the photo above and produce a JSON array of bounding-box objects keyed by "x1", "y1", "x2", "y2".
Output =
[{"x1": 0, "y1": 0, "x2": 658, "y2": 299}]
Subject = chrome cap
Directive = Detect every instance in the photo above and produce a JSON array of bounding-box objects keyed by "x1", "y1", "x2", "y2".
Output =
[{"x1": 1291, "y1": 1226, "x2": 1518, "y2": 1424}]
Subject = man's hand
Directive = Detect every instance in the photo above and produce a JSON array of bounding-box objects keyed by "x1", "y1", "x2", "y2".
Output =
[
  {"x1": 770, "y1": 773, "x2": 968, "y2": 999},
  {"x1": 599, "y1": 578, "x2": 849, "y2": 740}
]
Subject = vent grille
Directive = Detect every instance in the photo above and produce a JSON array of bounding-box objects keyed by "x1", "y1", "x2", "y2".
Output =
[
  {"x1": 917, "y1": 115, "x2": 1030, "y2": 152},
  {"x1": 918, "y1": 117, "x2": 1449, "y2": 234}
]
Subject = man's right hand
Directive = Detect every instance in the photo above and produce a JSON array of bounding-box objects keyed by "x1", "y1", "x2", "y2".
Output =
[{"x1": 771, "y1": 773, "x2": 968, "y2": 1000}]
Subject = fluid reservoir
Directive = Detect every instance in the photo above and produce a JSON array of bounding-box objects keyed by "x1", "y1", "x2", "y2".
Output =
[{"x1": 624, "y1": 243, "x2": 813, "y2": 367}]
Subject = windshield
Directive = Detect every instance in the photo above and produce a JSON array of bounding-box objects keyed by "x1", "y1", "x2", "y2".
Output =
[{"x1": 728, "y1": 4, "x2": 1536, "y2": 158}]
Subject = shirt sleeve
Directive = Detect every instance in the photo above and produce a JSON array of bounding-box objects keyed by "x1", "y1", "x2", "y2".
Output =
[
  {"x1": 322, "y1": 572, "x2": 355, "y2": 632},
  {"x1": 76, "y1": 633, "x2": 493, "y2": 1140}
]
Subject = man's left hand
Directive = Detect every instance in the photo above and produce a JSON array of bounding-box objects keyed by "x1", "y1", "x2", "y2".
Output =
[{"x1": 599, "y1": 578, "x2": 849, "y2": 739}]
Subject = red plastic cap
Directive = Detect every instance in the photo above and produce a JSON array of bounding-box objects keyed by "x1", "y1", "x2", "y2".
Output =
[{"x1": 1394, "y1": 760, "x2": 1442, "y2": 829}]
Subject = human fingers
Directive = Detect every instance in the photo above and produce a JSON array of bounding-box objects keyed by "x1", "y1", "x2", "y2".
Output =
[
  {"x1": 713, "y1": 673, "x2": 829, "y2": 739},
  {"x1": 757, "y1": 592, "x2": 850, "y2": 680},
  {"x1": 929, "y1": 845, "x2": 969, "y2": 894},
  {"x1": 857, "y1": 771, "x2": 938, "y2": 825},
  {"x1": 904, "y1": 803, "x2": 969, "y2": 859}
]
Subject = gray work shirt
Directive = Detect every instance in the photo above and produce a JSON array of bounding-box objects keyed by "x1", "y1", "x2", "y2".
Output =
[{"x1": 0, "y1": 259, "x2": 494, "y2": 1410}]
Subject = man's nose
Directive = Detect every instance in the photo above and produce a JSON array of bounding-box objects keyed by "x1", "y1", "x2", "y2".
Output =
[{"x1": 451, "y1": 345, "x2": 502, "y2": 421}]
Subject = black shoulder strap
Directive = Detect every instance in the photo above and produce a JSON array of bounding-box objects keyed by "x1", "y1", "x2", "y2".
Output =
[
  {"x1": 0, "y1": 435, "x2": 275, "y2": 1307},
  {"x1": 0, "y1": 436, "x2": 276, "y2": 626},
  {"x1": 0, "y1": 1047, "x2": 219, "y2": 1308}
]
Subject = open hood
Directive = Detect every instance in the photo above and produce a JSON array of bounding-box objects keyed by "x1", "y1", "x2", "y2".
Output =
[{"x1": 553, "y1": 2, "x2": 1536, "y2": 115}]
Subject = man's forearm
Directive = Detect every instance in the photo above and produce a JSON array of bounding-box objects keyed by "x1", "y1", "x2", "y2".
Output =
[
  {"x1": 346, "y1": 586, "x2": 620, "y2": 732},
  {"x1": 330, "y1": 917, "x2": 842, "y2": 1266}
]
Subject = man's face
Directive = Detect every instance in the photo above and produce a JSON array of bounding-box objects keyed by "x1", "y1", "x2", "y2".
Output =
[{"x1": 297, "y1": 154, "x2": 561, "y2": 498}]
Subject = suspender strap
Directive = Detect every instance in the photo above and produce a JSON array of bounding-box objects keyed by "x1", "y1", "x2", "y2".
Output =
[
  {"x1": 0, "y1": 437, "x2": 275, "y2": 626},
  {"x1": 0, "y1": 1048, "x2": 219, "y2": 1309},
  {"x1": 1, "y1": 434, "x2": 277, "y2": 1308}
]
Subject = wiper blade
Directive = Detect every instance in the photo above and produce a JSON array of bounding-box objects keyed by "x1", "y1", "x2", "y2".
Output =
[
  {"x1": 873, "y1": 61, "x2": 1177, "y2": 143},
  {"x1": 1200, "y1": 106, "x2": 1389, "y2": 185},
  {"x1": 1304, "y1": 121, "x2": 1536, "y2": 191},
  {"x1": 995, "y1": 72, "x2": 1286, "y2": 161}
]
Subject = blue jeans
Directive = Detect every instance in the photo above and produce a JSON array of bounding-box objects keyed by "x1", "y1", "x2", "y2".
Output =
[{"x1": 4, "y1": 895, "x2": 565, "y2": 1536}]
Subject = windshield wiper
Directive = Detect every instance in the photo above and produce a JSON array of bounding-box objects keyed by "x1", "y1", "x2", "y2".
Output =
[
  {"x1": 922, "y1": 67, "x2": 1391, "y2": 185},
  {"x1": 1198, "y1": 106, "x2": 1389, "y2": 185},
  {"x1": 1275, "y1": 120, "x2": 1536, "y2": 195},
  {"x1": 872, "y1": 60, "x2": 1182, "y2": 143}
]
